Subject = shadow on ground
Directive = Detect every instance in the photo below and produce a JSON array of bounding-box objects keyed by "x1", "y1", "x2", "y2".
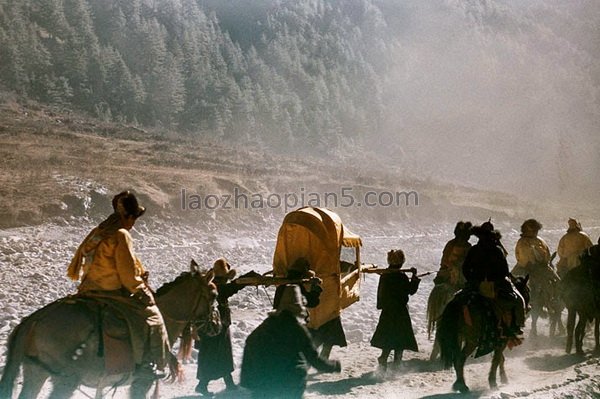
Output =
[
  {"x1": 306, "y1": 371, "x2": 383, "y2": 396},
  {"x1": 524, "y1": 353, "x2": 587, "y2": 372}
]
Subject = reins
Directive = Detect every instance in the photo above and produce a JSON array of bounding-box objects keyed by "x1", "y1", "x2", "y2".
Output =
[{"x1": 160, "y1": 274, "x2": 211, "y2": 327}]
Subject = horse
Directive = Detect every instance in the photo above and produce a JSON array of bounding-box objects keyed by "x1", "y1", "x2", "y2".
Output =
[
  {"x1": 0, "y1": 261, "x2": 217, "y2": 399},
  {"x1": 438, "y1": 275, "x2": 530, "y2": 393},
  {"x1": 427, "y1": 282, "x2": 458, "y2": 360},
  {"x1": 561, "y1": 264, "x2": 600, "y2": 354},
  {"x1": 525, "y1": 255, "x2": 564, "y2": 337}
]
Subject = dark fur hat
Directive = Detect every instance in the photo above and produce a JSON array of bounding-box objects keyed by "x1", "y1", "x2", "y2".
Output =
[
  {"x1": 387, "y1": 249, "x2": 406, "y2": 267},
  {"x1": 213, "y1": 257, "x2": 237, "y2": 280},
  {"x1": 112, "y1": 191, "x2": 146, "y2": 218},
  {"x1": 521, "y1": 219, "x2": 542, "y2": 234},
  {"x1": 472, "y1": 220, "x2": 501, "y2": 240},
  {"x1": 454, "y1": 221, "x2": 473, "y2": 238}
]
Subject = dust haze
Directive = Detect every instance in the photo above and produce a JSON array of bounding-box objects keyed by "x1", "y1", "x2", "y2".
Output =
[{"x1": 372, "y1": 1, "x2": 599, "y2": 205}]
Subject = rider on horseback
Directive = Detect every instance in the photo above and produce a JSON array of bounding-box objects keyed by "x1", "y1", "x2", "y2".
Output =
[
  {"x1": 556, "y1": 218, "x2": 594, "y2": 278},
  {"x1": 434, "y1": 221, "x2": 473, "y2": 290},
  {"x1": 462, "y1": 221, "x2": 525, "y2": 338},
  {"x1": 512, "y1": 219, "x2": 554, "y2": 278},
  {"x1": 66, "y1": 191, "x2": 170, "y2": 379}
]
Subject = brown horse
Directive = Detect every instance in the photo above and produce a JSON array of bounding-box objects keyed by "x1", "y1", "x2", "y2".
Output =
[
  {"x1": 0, "y1": 262, "x2": 217, "y2": 399},
  {"x1": 438, "y1": 275, "x2": 530, "y2": 393},
  {"x1": 427, "y1": 282, "x2": 458, "y2": 361}
]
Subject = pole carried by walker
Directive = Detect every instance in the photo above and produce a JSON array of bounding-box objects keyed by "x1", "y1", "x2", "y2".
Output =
[
  {"x1": 233, "y1": 275, "x2": 322, "y2": 287},
  {"x1": 360, "y1": 264, "x2": 434, "y2": 278}
]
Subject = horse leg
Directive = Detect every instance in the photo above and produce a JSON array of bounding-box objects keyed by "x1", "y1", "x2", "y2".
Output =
[
  {"x1": 549, "y1": 310, "x2": 557, "y2": 338},
  {"x1": 566, "y1": 308, "x2": 576, "y2": 354},
  {"x1": 559, "y1": 317, "x2": 566, "y2": 335},
  {"x1": 575, "y1": 314, "x2": 587, "y2": 355},
  {"x1": 594, "y1": 318, "x2": 600, "y2": 355},
  {"x1": 489, "y1": 347, "x2": 506, "y2": 389},
  {"x1": 530, "y1": 311, "x2": 538, "y2": 337},
  {"x1": 48, "y1": 376, "x2": 79, "y2": 399},
  {"x1": 452, "y1": 343, "x2": 474, "y2": 393},
  {"x1": 499, "y1": 348, "x2": 508, "y2": 384},
  {"x1": 429, "y1": 338, "x2": 440, "y2": 361},
  {"x1": 556, "y1": 305, "x2": 566, "y2": 336},
  {"x1": 17, "y1": 362, "x2": 49, "y2": 399}
]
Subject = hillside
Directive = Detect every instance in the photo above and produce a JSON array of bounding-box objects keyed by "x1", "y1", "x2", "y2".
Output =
[
  {"x1": 1, "y1": 0, "x2": 599, "y2": 199},
  {"x1": 1, "y1": 96, "x2": 594, "y2": 232}
]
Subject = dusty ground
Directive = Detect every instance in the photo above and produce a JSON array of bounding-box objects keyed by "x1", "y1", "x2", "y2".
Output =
[{"x1": 1, "y1": 95, "x2": 600, "y2": 398}]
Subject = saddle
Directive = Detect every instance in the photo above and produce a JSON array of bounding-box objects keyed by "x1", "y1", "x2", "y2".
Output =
[
  {"x1": 69, "y1": 296, "x2": 139, "y2": 375},
  {"x1": 455, "y1": 289, "x2": 510, "y2": 357},
  {"x1": 101, "y1": 307, "x2": 135, "y2": 374}
]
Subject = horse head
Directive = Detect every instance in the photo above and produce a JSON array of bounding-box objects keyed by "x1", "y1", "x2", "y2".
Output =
[{"x1": 154, "y1": 259, "x2": 217, "y2": 338}]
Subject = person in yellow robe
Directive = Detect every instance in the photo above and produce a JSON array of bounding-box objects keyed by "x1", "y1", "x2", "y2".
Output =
[
  {"x1": 512, "y1": 219, "x2": 552, "y2": 276},
  {"x1": 67, "y1": 190, "x2": 170, "y2": 378},
  {"x1": 556, "y1": 218, "x2": 593, "y2": 277}
]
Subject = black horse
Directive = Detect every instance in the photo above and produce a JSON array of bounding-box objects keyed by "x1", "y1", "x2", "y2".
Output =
[
  {"x1": 526, "y1": 255, "x2": 564, "y2": 337},
  {"x1": 561, "y1": 263, "x2": 600, "y2": 354},
  {"x1": 438, "y1": 275, "x2": 530, "y2": 393}
]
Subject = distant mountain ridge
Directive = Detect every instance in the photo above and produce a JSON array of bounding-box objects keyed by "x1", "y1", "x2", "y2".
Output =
[{"x1": 1, "y1": 0, "x2": 598, "y2": 202}]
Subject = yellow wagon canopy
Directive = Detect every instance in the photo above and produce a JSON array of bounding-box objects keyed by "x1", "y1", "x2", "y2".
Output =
[
  {"x1": 273, "y1": 207, "x2": 361, "y2": 277},
  {"x1": 272, "y1": 207, "x2": 362, "y2": 329}
]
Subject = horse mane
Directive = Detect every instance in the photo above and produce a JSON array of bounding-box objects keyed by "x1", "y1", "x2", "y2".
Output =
[
  {"x1": 155, "y1": 270, "x2": 215, "y2": 297},
  {"x1": 155, "y1": 272, "x2": 193, "y2": 296}
]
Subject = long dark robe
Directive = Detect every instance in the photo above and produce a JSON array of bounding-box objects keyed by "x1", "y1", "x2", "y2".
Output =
[
  {"x1": 240, "y1": 311, "x2": 339, "y2": 399},
  {"x1": 370, "y1": 271, "x2": 419, "y2": 351},
  {"x1": 309, "y1": 316, "x2": 347, "y2": 347},
  {"x1": 195, "y1": 281, "x2": 243, "y2": 383}
]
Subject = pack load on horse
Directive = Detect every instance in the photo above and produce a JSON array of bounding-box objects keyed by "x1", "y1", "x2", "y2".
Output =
[
  {"x1": 427, "y1": 221, "x2": 472, "y2": 360},
  {"x1": 512, "y1": 218, "x2": 563, "y2": 337},
  {"x1": 235, "y1": 206, "x2": 362, "y2": 358},
  {"x1": 0, "y1": 191, "x2": 220, "y2": 399},
  {"x1": 561, "y1": 238, "x2": 600, "y2": 354},
  {"x1": 438, "y1": 221, "x2": 530, "y2": 393}
]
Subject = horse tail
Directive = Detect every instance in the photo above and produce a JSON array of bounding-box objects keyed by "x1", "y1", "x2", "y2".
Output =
[
  {"x1": 166, "y1": 352, "x2": 183, "y2": 383},
  {"x1": 426, "y1": 293, "x2": 436, "y2": 340},
  {"x1": 176, "y1": 324, "x2": 194, "y2": 363},
  {"x1": 438, "y1": 299, "x2": 462, "y2": 369},
  {"x1": 0, "y1": 317, "x2": 33, "y2": 398}
]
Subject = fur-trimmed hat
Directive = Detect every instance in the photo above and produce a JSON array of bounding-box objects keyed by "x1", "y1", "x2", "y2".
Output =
[
  {"x1": 112, "y1": 191, "x2": 145, "y2": 218},
  {"x1": 521, "y1": 219, "x2": 542, "y2": 234},
  {"x1": 567, "y1": 218, "x2": 582, "y2": 231},
  {"x1": 212, "y1": 258, "x2": 237, "y2": 280},
  {"x1": 454, "y1": 221, "x2": 473, "y2": 239},
  {"x1": 387, "y1": 249, "x2": 406, "y2": 267},
  {"x1": 472, "y1": 220, "x2": 501, "y2": 240}
]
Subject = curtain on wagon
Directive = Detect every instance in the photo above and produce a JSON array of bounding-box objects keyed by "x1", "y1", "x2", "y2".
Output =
[{"x1": 273, "y1": 207, "x2": 362, "y2": 328}]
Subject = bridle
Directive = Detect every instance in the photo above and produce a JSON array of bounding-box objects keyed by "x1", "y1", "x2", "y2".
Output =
[{"x1": 161, "y1": 273, "x2": 216, "y2": 328}]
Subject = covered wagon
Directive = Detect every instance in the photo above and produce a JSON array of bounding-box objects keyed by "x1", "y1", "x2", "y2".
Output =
[{"x1": 272, "y1": 206, "x2": 362, "y2": 329}]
